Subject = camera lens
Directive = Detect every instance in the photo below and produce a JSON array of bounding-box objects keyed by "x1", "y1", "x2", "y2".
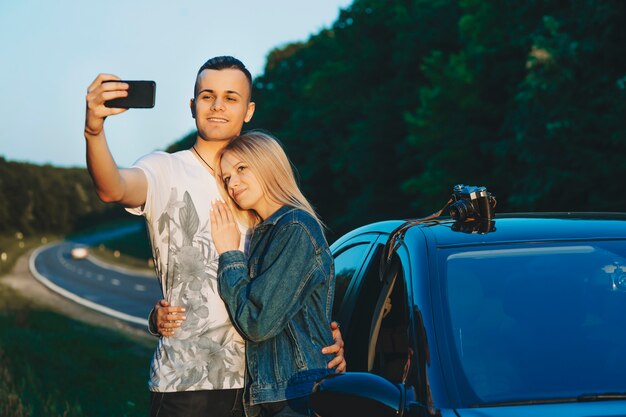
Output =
[{"x1": 450, "y1": 200, "x2": 472, "y2": 221}]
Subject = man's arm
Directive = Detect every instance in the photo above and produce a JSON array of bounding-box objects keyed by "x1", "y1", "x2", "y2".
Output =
[
  {"x1": 84, "y1": 74, "x2": 148, "y2": 207},
  {"x1": 151, "y1": 299, "x2": 347, "y2": 372}
]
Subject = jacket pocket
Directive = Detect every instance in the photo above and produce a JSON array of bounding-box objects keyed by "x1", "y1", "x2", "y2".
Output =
[
  {"x1": 269, "y1": 323, "x2": 307, "y2": 383},
  {"x1": 286, "y1": 322, "x2": 306, "y2": 369}
]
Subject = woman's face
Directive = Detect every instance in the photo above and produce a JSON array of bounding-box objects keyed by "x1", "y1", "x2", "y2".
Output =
[{"x1": 220, "y1": 151, "x2": 279, "y2": 219}]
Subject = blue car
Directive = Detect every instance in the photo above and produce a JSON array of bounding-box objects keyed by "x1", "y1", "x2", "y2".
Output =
[{"x1": 311, "y1": 212, "x2": 626, "y2": 416}]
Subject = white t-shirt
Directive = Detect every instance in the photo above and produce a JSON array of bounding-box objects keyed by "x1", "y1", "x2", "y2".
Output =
[{"x1": 127, "y1": 150, "x2": 245, "y2": 392}]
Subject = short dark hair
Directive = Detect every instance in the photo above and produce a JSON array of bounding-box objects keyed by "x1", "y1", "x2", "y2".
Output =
[{"x1": 194, "y1": 56, "x2": 252, "y2": 97}]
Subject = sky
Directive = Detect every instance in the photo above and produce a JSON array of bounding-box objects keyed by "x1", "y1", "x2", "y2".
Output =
[{"x1": 0, "y1": 0, "x2": 353, "y2": 168}]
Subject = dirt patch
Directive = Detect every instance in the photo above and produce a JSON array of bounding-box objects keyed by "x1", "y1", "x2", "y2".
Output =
[{"x1": 1, "y1": 250, "x2": 154, "y2": 346}]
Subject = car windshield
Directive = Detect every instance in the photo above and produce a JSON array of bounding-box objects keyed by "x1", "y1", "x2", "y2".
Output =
[{"x1": 441, "y1": 240, "x2": 626, "y2": 407}]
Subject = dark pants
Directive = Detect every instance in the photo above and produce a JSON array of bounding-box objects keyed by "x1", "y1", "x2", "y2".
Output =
[
  {"x1": 149, "y1": 388, "x2": 244, "y2": 417},
  {"x1": 247, "y1": 395, "x2": 311, "y2": 417}
]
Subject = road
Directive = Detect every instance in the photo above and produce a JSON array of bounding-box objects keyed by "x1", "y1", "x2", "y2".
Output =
[{"x1": 30, "y1": 241, "x2": 162, "y2": 327}]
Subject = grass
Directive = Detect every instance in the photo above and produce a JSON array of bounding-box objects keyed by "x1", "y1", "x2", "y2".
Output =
[
  {"x1": 91, "y1": 245, "x2": 154, "y2": 272},
  {"x1": 0, "y1": 235, "x2": 155, "y2": 416},
  {"x1": 0, "y1": 234, "x2": 54, "y2": 276},
  {"x1": 95, "y1": 230, "x2": 152, "y2": 263}
]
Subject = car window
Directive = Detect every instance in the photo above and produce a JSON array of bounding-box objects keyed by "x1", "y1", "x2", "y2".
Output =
[
  {"x1": 369, "y1": 256, "x2": 410, "y2": 384},
  {"x1": 332, "y1": 242, "x2": 372, "y2": 320},
  {"x1": 441, "y1": 240, "x2": 626, "y2": 406},
  {"x1": 340, "y1": 244, "x2": 388, "y2": 371}
]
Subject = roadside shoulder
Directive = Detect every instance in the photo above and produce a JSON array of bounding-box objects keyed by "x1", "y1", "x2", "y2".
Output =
[{"x1": 1, "y1": 248, "x2": 154, "y2": 346}]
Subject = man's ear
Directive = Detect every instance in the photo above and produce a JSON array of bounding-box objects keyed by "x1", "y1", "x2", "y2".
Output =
[
  {"x1": 190, "y1": 98, "x2": 196, "y2": 119},
  {"x1": 244, "y1": 101, "x2": 256, "y2": 123}
]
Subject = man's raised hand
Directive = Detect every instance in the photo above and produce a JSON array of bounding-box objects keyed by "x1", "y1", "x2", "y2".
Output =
[{"x1": 84, "y1": 74, "x2": 129, "y2": 136}]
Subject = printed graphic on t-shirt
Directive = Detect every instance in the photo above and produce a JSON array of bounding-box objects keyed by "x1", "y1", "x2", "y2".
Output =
[{"x1": 131, "y1": 151, "x2": 245, "y2": 392}]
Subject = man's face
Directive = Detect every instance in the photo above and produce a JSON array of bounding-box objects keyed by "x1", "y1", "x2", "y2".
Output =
[{"x1": 191, "y1": 68, "x2": 255, "y2": 142}]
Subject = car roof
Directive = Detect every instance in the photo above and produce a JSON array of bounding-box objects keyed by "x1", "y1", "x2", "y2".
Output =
[{"x1": 335, "y1": 212, "x2": 626, "y2": 249}]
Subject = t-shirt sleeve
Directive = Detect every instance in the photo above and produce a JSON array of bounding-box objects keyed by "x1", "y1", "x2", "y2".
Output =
[{"x1": 124, "y1": 151, "x2": 172, "y2": 219}]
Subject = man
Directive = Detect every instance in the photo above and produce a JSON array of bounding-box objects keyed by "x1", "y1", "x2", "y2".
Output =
[{"x1": 84, "y1": 56, "x2": 345, "y2": 417}]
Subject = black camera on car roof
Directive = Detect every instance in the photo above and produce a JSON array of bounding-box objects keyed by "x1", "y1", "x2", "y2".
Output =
[{"x1": 449, "y1": 184, "x2": 496, "y2": 221}]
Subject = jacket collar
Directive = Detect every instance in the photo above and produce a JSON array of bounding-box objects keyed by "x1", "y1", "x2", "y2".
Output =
[{"x1": 259, "y1": 205, "x2": 294, "y2": 227}]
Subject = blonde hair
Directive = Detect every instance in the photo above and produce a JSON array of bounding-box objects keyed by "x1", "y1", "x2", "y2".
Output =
[{"x1": 214, "y1": 130, "x2": 323, "y2": 229}]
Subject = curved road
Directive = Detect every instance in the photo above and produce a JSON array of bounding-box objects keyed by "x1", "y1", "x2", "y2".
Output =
[{"x1": 30, "y1": 241, "x2": 162, "y2": 328}]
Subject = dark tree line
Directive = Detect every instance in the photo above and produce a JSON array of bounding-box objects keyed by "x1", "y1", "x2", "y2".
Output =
[{"x1": 0, "y1": 157, "x2": 122, "y2": 235}]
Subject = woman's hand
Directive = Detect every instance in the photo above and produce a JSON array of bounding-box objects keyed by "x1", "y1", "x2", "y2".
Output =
[{"x1": 210, "y1": 200, "x2": 241, "y2": 255}]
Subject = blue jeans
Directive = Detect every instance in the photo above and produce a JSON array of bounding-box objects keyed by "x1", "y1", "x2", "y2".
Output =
[{"x1": 149, "y1": 388, "x2": 244, "y2": 417}]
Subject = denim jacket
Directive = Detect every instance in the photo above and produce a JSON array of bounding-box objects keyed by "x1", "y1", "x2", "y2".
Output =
[{"x1": 218, "y1": 205, "x2": 335, "y2": 407}]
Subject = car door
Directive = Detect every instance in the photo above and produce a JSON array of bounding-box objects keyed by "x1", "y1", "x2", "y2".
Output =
[
  {"x1": 313, "y1": 227, "x2": 436, "y2": 417},
  {"x1": 332, "y1": 231, "x2": 415, "y2": 377},
  {"x1": 334, "y1": 229, "x2": 429, "y2": 393}
]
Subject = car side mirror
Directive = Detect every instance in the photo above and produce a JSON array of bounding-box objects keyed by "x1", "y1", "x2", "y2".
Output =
[{"x1": 310, "y1": 372, "x2": 403, "y2": 417}]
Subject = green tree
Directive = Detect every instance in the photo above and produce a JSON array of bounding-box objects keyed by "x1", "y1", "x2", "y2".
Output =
[
  {"x1": 0, "y1": 158, "x2": 117, "y2": 235},
  {"x1": 251, "y1": 0, "x2": 462, "y2": 237},
  {"x1": 496, "y1": 1, "x2": 626, "y2": 211}
]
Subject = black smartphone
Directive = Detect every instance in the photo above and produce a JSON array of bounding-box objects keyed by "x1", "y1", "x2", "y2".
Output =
[{"x1": 104, "y1": 80, "x2": 156, "y2": 108}]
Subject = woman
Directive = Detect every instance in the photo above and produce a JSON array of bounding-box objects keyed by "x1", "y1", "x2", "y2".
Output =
[{"x1": 210, "y1": 131, "x2": 335, "y2": 417}]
